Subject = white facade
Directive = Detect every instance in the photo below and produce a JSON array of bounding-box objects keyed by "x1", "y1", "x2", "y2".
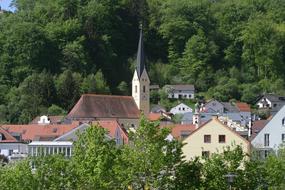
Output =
[
  {"x1": 256, "y1": 98, "x2": 272, "y2": 108},
  {"x1": 0, "y1": 143, "x2": 28, "y2": 160},
  {"x1": 38, "y1": 115, "x2": 50, "y2": 124},
  {"x1": 170, "y1": 103, "x2": 193, "y2": 115},
  {"x1": 28, "y1": 141, "x2": 73, "y2": 157},
  {"x1": 251, "y1": 105, "x2": 285, "y2": 154},
  {"x1": 132, "y1": 69, "x2": 150, "y2": 115},
  {"x1": 168, "y1": 92, "x2": 194, "y2": 99}
]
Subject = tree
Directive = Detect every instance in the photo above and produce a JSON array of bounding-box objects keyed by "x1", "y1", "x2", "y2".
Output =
[
  {"x1": 72, "y1": 124, "x2": 120, "y2": 189},
  {"x1": 118, "y1": 116, "x2": 185, "y2": 189}
]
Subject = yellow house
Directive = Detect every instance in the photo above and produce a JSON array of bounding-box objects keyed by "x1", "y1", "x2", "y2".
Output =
[{"x1": 182, "y1": 116, "x2": 250, "y2": 160}]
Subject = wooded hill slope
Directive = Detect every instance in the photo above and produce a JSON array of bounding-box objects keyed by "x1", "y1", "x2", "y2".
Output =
[{"x1": 0, "y1": 0, "x2": 284, "y2": 123}]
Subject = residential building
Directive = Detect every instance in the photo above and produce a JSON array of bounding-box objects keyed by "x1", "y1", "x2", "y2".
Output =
[
  {"x1": 256, "y1": 94, "x2": 285, "y2": 115},
  {"x1": 149, "y1": 85, "x2": 160, "y2": 91},
  {"x1": 204, "y1": 99, "x2": 224, "y2": 113},
  {"x1": 54, "y1": 120, "x2": 128, "y2": 145},
  {"x1": 251, "y1": 105, "x2": 285, "y2": 158},
  {"x1": 170, "y1": 103, "x2": 193, "y2": 115},
  {"x1": 164, "y1": 84, "x2": 195, "y2": 99},
  {"x1": 0, "y1": 122, "x2": 79, "y2": 159},
  {"x1": 182, "y1": 117, "x2": 250, "y2": 160}
]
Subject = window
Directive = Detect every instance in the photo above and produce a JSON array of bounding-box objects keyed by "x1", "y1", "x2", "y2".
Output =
[
  {"x1": 219, "y1": 135, "x2": 226, "y2": 143},
  {"x1": 189, "y1": 94, "x2": 192, "y2": 98},
  {"x1": 204, "y1": 135, "x2": 211, "y2": 143},
  {"x1": 135, "y1": 85, "x2": 137, "y2": 93},
  {"x1": 273, "y1": 104, "x2": 277, "y2": 107},
  {"x1": 202, "y1": 151, "x2": 210, "y2": 158},
  {"x1": 264, "y1": 134, "x2": 270, "y2": 147},
  {"x1": 184, "y1": 95, "x2": 187, "y2": 98},
  {"x1": 172, "y1": 95, "x2": 174, "y2": 98},
  {"x1": 182, "y1": 107, "x2": 185, "y2": 111},
  {"x1": 282, "y1": 134, "x2": 285, "y2": 142},
  {"x1": 9, "y1": 150, "x2": 13, "y2": 156},
  {"x1": 282, "y1": 118, "x2": 285, "y2": 126},
  {"x1": 143, "y1": 85, "x2": 146, "y2": 93}
]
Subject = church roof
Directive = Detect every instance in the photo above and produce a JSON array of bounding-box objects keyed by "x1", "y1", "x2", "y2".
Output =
[
  {"x1": 136, "y1": 27, "x2": 145, "y2": 78},
  {"x1": 67, "y1": 94, "x2": 140, "y2": 119}
]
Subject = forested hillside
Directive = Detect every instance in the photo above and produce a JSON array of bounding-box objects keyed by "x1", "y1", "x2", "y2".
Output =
[{"x1": 0, "y1": 0, "x2": 284, "y2": 123}]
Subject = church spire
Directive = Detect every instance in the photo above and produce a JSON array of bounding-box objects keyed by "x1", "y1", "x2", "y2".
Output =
[{"x1": 136, "y1": 24, "x2": 145, "y2": 78}]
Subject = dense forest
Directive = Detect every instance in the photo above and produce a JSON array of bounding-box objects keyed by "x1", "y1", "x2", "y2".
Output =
[{"x1": 0, "y1": 0, "x2": 284, "y2": 123}]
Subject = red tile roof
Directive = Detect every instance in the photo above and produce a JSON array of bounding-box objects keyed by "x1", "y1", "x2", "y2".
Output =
[
  {"x1": 236, "y1": 102, "x2": 251, "y2": 112},
  {"x1": 148, "y1": 113, "x2": 162, "y2": 121},
  {"x1": 1, "y1": 122, "x2": 79, "y2": 141},
  {"x1": 0, "y1": 127, "x2": 18, "y2": 142},
  {"x1": 161, "y1": 124, "x2": 196, "y2": 139},
  {"x1": 92, "y1": 120, "x2": 128, "y2": 143},
  {"x1": 68, "y1": 94, "x2": 140, "y2": 119},
  {"x1": 250, "y1": 120, "x2": 268, "y2": 140}
]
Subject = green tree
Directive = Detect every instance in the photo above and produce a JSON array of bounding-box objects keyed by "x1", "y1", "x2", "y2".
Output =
[{"x1": 72, "y1": 125, "x2": 120, "y2": 189}]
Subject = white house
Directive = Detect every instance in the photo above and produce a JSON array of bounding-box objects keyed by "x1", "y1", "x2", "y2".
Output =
[
  {"x1": 164, "y1": 85, "x2": 195, "y2": 99},
  {"x1": 251, "y1": 105, "x2": 285, "y2": 158},
  {"x1": 170, "y1": 103, "x2": 193, "y2": 115}
]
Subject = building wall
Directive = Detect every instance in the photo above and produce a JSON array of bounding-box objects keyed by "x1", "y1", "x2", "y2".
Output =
[
  {"x1": 182, "y1": 118, "x2": 250, "y2": 161},
  {"x1": 252, "y1": 105, "x2": 285, "y2": 151},
  {"x1": 0, "y1": 143, "x2": 28, "y2": 158},
  {"x1": 132, "y1": 69, "x2": 150, "y2": 115},
  {"x1": 205, "y1": 100, "x2": 224, "y2": 113},
  {"x1": 170, "y1": 103, "x2": 193, "y2": 115},
  {"x1": 168, "y1": 90, "x2": 195, "y2": 99}
]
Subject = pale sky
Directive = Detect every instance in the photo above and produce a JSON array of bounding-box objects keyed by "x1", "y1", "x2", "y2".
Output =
[{"x1": 0, "y1": 0, "x2": 14, "y2": 11}]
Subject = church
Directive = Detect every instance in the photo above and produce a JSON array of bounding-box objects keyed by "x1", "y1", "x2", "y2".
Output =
[{"x1": 66, "y1": 28, "x2": 150, "y2": 128}]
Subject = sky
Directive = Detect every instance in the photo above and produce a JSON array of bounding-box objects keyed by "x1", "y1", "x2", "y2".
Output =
[{"x1": 0, "y1": 0, "x2": 14, "y2": 11}]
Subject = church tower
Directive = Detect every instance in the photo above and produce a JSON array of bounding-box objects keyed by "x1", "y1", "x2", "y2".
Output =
[{"x1": 132, "y1": 26, "x2": 150, "y2": 115}]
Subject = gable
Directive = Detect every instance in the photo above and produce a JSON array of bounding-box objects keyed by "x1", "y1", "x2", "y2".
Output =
[
  {"x1": 251, "y1": 105, "x2": 285, "y2": 149},
  {"x1": 183, "y1": 118, "x2": 249, "y2": 145}
]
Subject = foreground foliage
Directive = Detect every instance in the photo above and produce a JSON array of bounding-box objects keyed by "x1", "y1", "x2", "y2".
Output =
[{"x1": 0, "y1": 117, "x2": 285, "y2": 189}]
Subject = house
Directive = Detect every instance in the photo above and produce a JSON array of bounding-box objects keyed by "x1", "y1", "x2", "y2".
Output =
[
  {"x1": 204, "y1": 99, "x2": 224, "y2": 113},
  {"x1": 55, "y1": 120, "x2": 128, "y2": 145},
  {"x1": 256, "y1": 94, "x2": 285, "y2": 115},
  {"x1": 170, "y1": 103, "x2": 193, "y2": 115},
  {"x1": 235, "y1": 102, "x2": 251, "y2": 126},
  {"x1": 164, "y1": 84, "x2": 195, "y2": 99},
  {"x1": 251, "y1": 105, "x2": 285, "y2": 158},
  {"x1": 0, "y1": 127, "x2": 27, "y2": 161},
  {"x1": 182, "y1": 117, "x2": 250, "y2": 160},
  {"x1": 181, "y1": 112, "x2": 216, "y2": 125},
  {"x1": 0, "y1": 122, "x2": 79, "y2": 160}
]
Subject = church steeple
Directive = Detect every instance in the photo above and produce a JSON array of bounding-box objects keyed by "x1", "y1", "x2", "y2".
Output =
[
  {"x1": 136, "y1": 25, "x2": 145, "y2": 79},
  {"x1": 132, "y1": 25, "x2": 150, "y2": 115}
]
